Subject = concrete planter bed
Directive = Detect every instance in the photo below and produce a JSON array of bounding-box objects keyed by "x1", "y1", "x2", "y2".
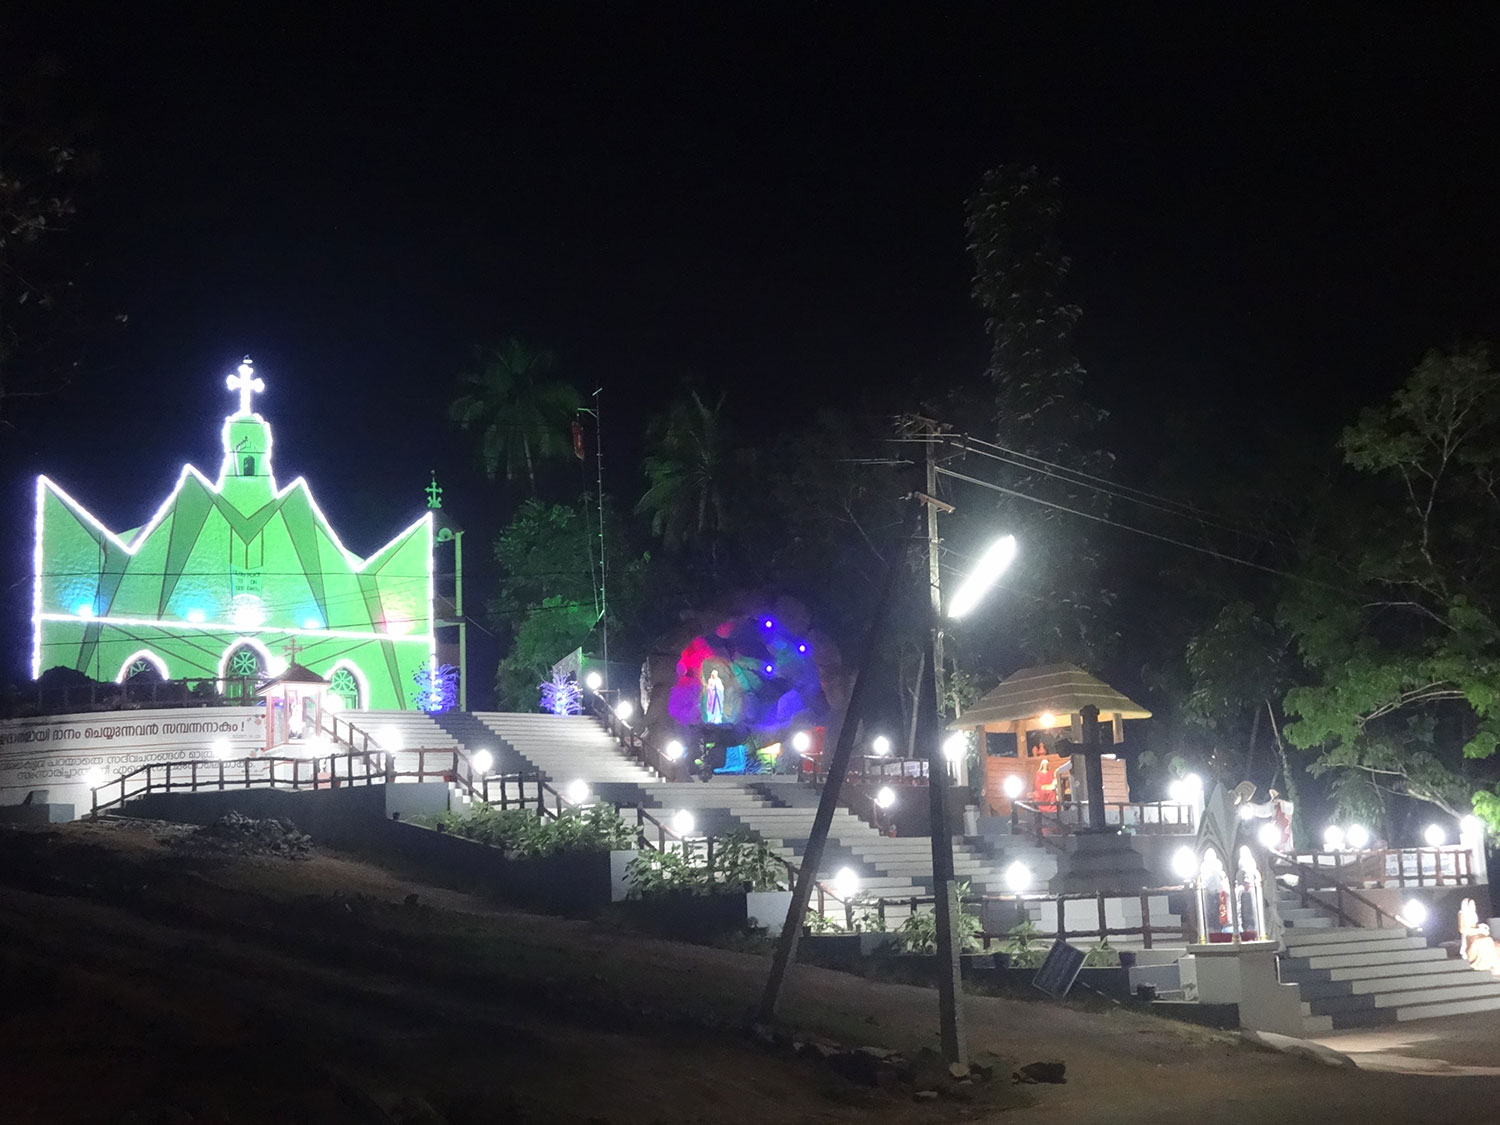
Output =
[{"x1": 614, "y1": 889, "x2": 794, "y2": 942}]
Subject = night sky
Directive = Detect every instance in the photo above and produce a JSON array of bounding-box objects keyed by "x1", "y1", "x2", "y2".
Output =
[{"x1": 5, "y1": 5, "x2": 1500, "y2": 693}]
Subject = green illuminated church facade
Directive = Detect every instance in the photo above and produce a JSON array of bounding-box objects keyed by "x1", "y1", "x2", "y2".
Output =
[{"x1": 32, "y1": 361, "x2": 434, "y2": 710}]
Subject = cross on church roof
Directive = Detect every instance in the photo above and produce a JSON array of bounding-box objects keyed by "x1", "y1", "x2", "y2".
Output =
[
  {"x1": 226, "y1": 357, "x2": 264, "y2": 415},
  {"x1": 282, "y1": 638, "x2": 302, "y2": 663},
  {"x1": 425, "y1": 472, "x2": 443, "y2": 509}
]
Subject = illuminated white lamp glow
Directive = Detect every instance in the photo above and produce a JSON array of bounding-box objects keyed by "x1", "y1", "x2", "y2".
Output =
[
  {"x1": 1424, "y1": 824, "x2": 1446, "y2": 847},
  {"x1": 1238, "y1": 804, "x2": 1257, "y2": 821},
  {"x1": 232, "y1": 602, "x2": 265, "y2": 629},
  {"x1": 1005, "y1": 860, "x2": 1033, "y2": 893},
  {"x1": 670, "y1": 809, "x2": 695, "y2": 837},
  {"x1": 1257, "y1": 822, "x2": 1281, "y2": 850},
  {"x1": 471, "y1": 749, "x2": 494, "y2": 775},
  {"x1": 379, "y1": 726, "x2": 404, "y2": 751},
  {"x1": 614, "y1": 699, "x2": 635, "y2": 721},
  {"x1": 302, "y1": 617, "x2": 322, "y2": 630},
  {"x1": 211, "y1": 738, "x2": 232, "y2": 760},
  {"x1": 585, "y1": 670, "x2": 603, "y2": 691},
  {"x1": 186, "y1": 608, "x2": 207, "y2": 624},
  {"x1": 875, "y1": 786, "x2": 896, "y2": 810},
  {"x1": 1039, "y1": 711, "x2": 1055, "y2": 729},
  {"x1": 1323, "y1": 825, "x2": 1345, "y2": 852},
  {"x1": 947, "y1": 534, "x2": 1019, "y2": 619},
  {"x1": 1346, "y1": 824, "x2": 1370, "y2": 850},
  {"x1": 1461, "y1": 814, "x2": 1484, "y2": 837},
  {"x1": 1402, "y1": 899, "x2": 1429, "y2": 928},
  {"x1": 1183, "y1": 773, "x2": 1203, "y2": 798},
  {"x1": 942, "y1": 732, "x2": 968, "y2": 762},
  {"x1": 792, "y1": 730, "x2": 812, "y2": 753},
  {"x1": 267, "y1": 656, "x2": 288, "y2": 677},
  {"x1": 871, "y1": 734, "x2": 892, "y2": 757},
  {"x1": 82, "y1": 766, "x2": 106, "y2": 789},
  {"x1": 831, "y1": 866, "x2": 860, "y2": 900},
  {"x1": 664, "y1": 739, "x2": 686, "y2": 761},
  {"x1": 74, "y1": 603, "x2": 94, "y2": 618},
  {"x1": 324, "y1": 694, "x2": 344, "y2": 712},
  {"x1": 1002, "y1": 773, "x2": 1024, "y2": 801},
  {"x1": 566, "y1": 779, "x2": 591, "y2": 804},
  {"x1": 1171, "y1": 846, "x2": 1199, "y2": 881}
]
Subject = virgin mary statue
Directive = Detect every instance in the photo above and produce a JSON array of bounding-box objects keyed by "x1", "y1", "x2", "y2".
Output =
[{"x1": 703, "y1": 668, "x2": 726, "y2": 724}]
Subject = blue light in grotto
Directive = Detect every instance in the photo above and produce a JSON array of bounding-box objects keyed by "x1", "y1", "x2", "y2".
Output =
[
  {"x1": 797, "y1": 643, "x2": 807, "y2": 654},
  {"x1": 764, "y1": 663, "x2": 775, "y2": 675},
  {"x1": 762, "y1": 618, "x2": 775, "y2": 630}
]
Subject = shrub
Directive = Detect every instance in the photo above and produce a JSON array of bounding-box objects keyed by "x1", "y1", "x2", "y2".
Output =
[
  {"x1": 431, "y1": 801, "x2": 634, "y2": 858},
  {"x1": 1003, "y1": 916, "x2": 1046, "y2": 968},
  {"x1": 625, "y1": 831, "x2": 789, "y2": 897},
  {"x1": 895, "y1": 891, "x2": 983, "y2": 954},
  {"x1": 1083, "y1": 937, "x2": 1121, "y2": 967}
]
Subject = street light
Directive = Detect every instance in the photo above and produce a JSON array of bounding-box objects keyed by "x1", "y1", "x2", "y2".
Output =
[
  {"x1": 585, "y1": 670, "x2": 603, "y2": 691},
  {"x1": 946, "y1": 535, "x2": 1019, "y2": 619},
  {"x1": 471, "y1": 749, "x2": 493, "y2": 775},
  {"x1": 1423, "y1": 824, "x2": 1446, "y2": 847},
  {"x1": 614, "y1": 699, "x2": 634, "y2": 721},
  {"x1": 566, "y1": 779, "x2": 590, "y2": 805},
  {"x1": 871, "y1": 734, "x2": 892, "y2": 757}
]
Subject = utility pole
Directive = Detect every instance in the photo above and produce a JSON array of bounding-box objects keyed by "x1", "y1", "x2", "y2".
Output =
[
  {"x1": 919, "y1": 416, "x2": 969, "y2": 1069},
  {"x1": 759, "y1": 500, "x2": 922, "y2": 1023},
  {"x1": 594, "y1": 387, "x2": 608, "y2": 687}
]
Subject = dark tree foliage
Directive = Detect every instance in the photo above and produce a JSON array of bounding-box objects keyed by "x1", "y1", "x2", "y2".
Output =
[
  {"x1": 955, "y1": 164, "x2": 1115, "y2": 669},
  {"x1": 0, "y1": 52, "x2": 103, "y2": 431},
  {"x1": 1275, "y1": 345, "x2": 1500, "y2": 827},
  {"x1": 450, "y1": 339, "x2": 582, "y2": 493}
]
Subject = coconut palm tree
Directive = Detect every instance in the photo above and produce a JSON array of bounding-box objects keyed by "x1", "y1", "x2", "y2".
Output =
[
  {"x1": 449, "y1": 340, "x2": 581, "y2": 492},
  {"x1": 637, "y1": 388, "x2": 731, "y2": 554}
]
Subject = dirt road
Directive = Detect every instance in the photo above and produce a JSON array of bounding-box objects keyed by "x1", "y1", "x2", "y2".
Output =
[{"x1": 1, "y1": 820, "x2": 1495, "y2": 1123}]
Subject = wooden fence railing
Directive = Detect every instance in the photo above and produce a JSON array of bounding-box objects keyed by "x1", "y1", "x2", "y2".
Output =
[
  {"x1": 1286, "y1": 846, "x2": 1476, "y2": 889},
  {"x1": 864, "y1": 886, "x2": 1193, "y2": 950}
]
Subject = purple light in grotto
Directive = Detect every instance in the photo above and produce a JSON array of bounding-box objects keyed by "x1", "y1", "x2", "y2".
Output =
[
  {"x1": 762, "y1": 618, "x2": 774, "y2": 629},
  {"x1": 797, "y1": 643, "x2": 807, "y2": 654},
  {"x1": 764, "y1": 664, "x2": 775, "y2": 675}
]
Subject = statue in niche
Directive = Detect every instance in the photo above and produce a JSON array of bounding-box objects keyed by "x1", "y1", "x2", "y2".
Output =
[{"x1": 703, "y1": 667, "x2": 725, "y2": 725}]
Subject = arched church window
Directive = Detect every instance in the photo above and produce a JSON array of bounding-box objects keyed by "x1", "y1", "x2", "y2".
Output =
[
  {"x1": 329, "y1": 666, "x2": 361, "y2": 710},
  {"x1": 224, "y1": 645, "x2": 266, "y2": 703},
  {"x1": 126, "y1": 657, "x2": 163, "y2": 681}
]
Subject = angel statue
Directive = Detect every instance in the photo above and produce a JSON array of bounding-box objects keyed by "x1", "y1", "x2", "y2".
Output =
[
  {"x1": 1232, "y1": 782, "x2": 1294, "y2": 853},
  {"x1": 1460, "y1": 898, "x2": 1500, "y2": 976}
]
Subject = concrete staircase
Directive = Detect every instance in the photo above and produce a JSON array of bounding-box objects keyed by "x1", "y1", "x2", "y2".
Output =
[
  {"x1": 1276, "y1": 886, "x2": 1339, "y2": 931},
  {"x1": 471, "y1": 712, "x2": 661, "y2": 787},
  {"x1": 1282, "y1": 926, "x2": 1500, "y2": 1031}
]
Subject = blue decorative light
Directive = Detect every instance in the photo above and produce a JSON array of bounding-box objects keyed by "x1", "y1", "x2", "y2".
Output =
[
  {"x1": 797, "y1": 643, "x2": 807, "y2": 654},
  {"x1": 411, "y1": 662, "x2": 460, "y2": 712},
  {"x1": 540, "y1": 671, "x2": 583, "y2": 716},
  {"x1": 764, "y1": 663, "x2": 775, "y2": 675},
  {"x1": 762, "y1": 618, "x2": 774, "y2": 630}
]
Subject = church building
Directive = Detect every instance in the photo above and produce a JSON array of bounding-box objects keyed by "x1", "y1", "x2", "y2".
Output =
[{"x1": 31, "y1": 360, "x2": 434, "y2": 710}]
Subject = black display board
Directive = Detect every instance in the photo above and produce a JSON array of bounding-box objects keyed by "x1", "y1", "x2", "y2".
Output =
[{"x1": 1032, "y1": 939, "x2": 1087, "y2": 999}]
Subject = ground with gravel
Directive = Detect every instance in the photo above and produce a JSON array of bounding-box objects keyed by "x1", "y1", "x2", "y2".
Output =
[{"x1": 1, "y1": 818, "x2": 1496, "y2": 1123}]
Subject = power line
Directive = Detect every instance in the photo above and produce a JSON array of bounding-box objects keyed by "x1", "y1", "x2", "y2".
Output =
[{"x1": 934, "y1": 465, "x2": 1351, "y2": 596}]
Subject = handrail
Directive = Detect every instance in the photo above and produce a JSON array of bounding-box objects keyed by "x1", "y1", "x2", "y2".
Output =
[
  {"x1": 89, "y1": 750, "x2": 386, "y2": 816},
  {"x1": 871, "y1": 885, "x2": 1194, "y2": 950},
  {"x1": 1285, "y1": 846, "x2": 1475, "y2": 889},
  {"x1": 1272, "y1": 856, "x2": 1403, "y2": 930},
  {"x1": 581, "y1": 691, "x2": 679, "y2": 781}
]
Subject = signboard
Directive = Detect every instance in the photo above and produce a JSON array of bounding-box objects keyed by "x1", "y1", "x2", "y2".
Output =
[
  {"x1": 0, "y1": 708, "x2": 266, "y2": 814},
  {"x1": 1032, "y1": 939, "x2": 1087, "y2": 999}
]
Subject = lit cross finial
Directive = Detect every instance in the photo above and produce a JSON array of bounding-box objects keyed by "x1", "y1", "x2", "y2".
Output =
[{"x1": 226, "y1": 357, "x2": 264, "y2": 415}]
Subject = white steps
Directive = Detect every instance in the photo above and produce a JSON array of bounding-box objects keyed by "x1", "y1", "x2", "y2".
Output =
[{"x1": 1282, "y1": 925, "x2": 1500, "y2": 1030}]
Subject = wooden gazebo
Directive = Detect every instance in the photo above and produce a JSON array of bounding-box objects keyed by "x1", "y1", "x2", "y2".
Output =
[{"x1": 948, "y1": 663, "x2": 1151, "y2": 816}]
